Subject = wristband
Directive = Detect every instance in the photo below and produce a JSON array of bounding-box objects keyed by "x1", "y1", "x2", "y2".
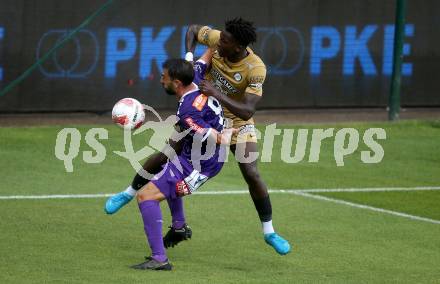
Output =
[{"x1": 185, "y1": 52, "x2": 194, "y2": 62}]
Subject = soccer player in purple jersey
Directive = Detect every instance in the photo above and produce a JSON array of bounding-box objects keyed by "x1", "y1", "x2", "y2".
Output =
[
  {"x1": 105, "y1": 51, "x2": 217, "y2": 250},
  {"x1": 130, "y1": 58, "x2": 235, "y2": 270}
]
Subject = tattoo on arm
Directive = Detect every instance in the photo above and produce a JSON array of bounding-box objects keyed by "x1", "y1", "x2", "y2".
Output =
[{"x1": 186, "y1": 25, "x2": 203, "y2": 53}]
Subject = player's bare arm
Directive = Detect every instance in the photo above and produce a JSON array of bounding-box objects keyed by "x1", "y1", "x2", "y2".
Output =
[
  {"x1": 198, "y1": 48, "x2": 214, "y2": 67},
  {"x1": 185, "y1": 25, "x2": 203, "y2": 54},
  {"x1": 199, "y1": 79, "x2": 261, "y2": 121}
]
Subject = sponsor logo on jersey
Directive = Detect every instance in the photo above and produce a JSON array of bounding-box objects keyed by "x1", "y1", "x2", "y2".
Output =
[
  {"x1": 176, "y1": 180, "x2": 191, "y2": 196},
  {"x1": 192, "y1": 94, "x2": 207, "y2": 111},
  {"x1": 184, "y1": 117, "x2": 205, "y2": 134},
  {"x1": 248, "y1": 75, "x2": 265, "y2": 90},
  {"x1": 210, "y1": 68, "x2": 238, "y2": 95},
  {"x1": 249, "y1": 82, "x2": 263, "y2": 90}
]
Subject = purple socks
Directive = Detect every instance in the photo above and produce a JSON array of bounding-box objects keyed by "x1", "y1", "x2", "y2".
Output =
[
  {"x1": 167, "y1": 197, "x2": 186, "y2": 229},
  {"x1": 138, "y1": 200, "x2": 167, "y2": 262},
  {"x1": 138, "y1": 197, "x2": 186, "y2": 262}
]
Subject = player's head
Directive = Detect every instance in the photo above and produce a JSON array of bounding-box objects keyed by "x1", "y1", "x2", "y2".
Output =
[
  {"x1": 161, "y1": 59, "x2": 194, "y2": 95},
  {"x1": 218, "y1": 18, "x2": 257, "y2": 58}
]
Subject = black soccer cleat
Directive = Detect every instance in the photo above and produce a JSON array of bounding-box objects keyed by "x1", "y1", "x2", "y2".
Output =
[
  {"x1": 131, "y1": 256, "x2": 172, "y2": 271},
  {"x1": 163, "y1": 224, "x2": 192, "y2": 248}
]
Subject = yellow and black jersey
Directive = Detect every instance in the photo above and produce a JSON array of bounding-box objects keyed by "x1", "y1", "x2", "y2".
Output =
[{"x1": 197, "y1": 26, "x2": 266, "y2": 129}]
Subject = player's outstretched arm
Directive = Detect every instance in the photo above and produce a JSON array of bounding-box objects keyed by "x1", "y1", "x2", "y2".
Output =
[
  {"x1": 199, "y1": 80, "x2": 261, "y2": 121},
  {"x1": 185, "y1": 25, "x2": 203, "y2": 55},
  {"x1": 198, "y1": 48, "x2": 213, "y2": 67}
]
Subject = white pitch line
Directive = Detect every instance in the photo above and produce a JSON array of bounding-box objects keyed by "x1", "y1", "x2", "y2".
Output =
[
  {"x1": 0, "y1": 187, "x2": 439, "y2": 224},
  {"x1": 295, "y1": 186, "x2": 440, "y2": 193},
  {"x1": 0, "y1": 193, "x2": 115, "y2": 200},
  {"x1": 291, "y1": 191, "x2": 440, "y2": 225},
  {"x1": 0, "y1": 191, "x2": 252, "y2": 200},
  {"x1": 0, "y1": 186, "x2": 439, "y2": 200}
]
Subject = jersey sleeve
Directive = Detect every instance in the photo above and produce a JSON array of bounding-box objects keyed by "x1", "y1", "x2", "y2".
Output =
[
  {"x1": 245, "y1": 65, "x2": 266, "y2": 96},
  {"x1": 193, "y1": 60, "x2": 208, "y2": 85},
  {"x1": 178, "y1": 95, "x2": 213, "y2": 142},
  {"x1": 197, "y1": 26, "x2": 221, "y2": 48}
]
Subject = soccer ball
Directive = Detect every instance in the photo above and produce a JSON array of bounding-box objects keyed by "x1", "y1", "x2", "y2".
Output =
[{"x1": 112, "y1": 98, "x2": 145, "y2": 130}]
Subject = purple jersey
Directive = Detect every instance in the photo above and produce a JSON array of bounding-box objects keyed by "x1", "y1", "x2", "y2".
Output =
[
  {"x1": 151, "y1": 60, "x2": 224, "y2": 198},
  {"x1": 175, "y1": 59, "x2": 223, "y2": 178},
  {"x1": 175, "y1": 84, "x2": 224, "y2": 179},
  {"x1": 165, "y1": 60, "x2": 224, "y2": 193}
]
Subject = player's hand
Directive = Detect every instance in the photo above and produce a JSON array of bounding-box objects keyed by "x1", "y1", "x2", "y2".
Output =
[
  {"x1": 199, "y1": 80, "x2": 218, "y2": 97},
  {"x1": 217, "y1": 128, "x2": 239, "y2": 145}
]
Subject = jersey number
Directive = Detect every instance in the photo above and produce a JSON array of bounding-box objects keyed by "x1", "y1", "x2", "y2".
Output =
[{"x1": 207, "y1": 97, "x2": 224, "y2": 126}]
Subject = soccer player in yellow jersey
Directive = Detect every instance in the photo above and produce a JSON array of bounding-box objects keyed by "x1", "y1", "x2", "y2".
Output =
[
  {"x1": 105, "y1": 19, "x2": 290, "y2": 256},
  {"x1": 185, "y1": 18, "x2": 290, "y2": 255}
]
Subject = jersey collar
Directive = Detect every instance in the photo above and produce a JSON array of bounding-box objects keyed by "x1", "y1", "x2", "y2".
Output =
[
  {"x1": 223, "y1": 47, "x2": 254, "y2": 66},
  {"x1": 179, "y1": 83, "x2": 199, "y2": 103}
]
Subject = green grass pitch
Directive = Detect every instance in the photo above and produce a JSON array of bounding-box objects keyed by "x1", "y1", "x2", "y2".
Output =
[{"x1": 0, "y1": 120, "x2": 439, "y2": 283}]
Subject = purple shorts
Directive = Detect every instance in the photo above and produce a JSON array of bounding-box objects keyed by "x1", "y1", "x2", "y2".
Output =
[
  {"x1": 150, "y1": 161, "x2": 182, "y2": 200},
  {"x1": 151, "y1": 157, "x2": 214, "y2": 199}
]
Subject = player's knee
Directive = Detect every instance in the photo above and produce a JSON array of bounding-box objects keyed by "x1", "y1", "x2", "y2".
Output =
[
  {"x1": 136, "y1": 189, "x2": 148, "y2": 203},
  {"x1": 243, "y1": 165, "x2": 261, "y2": 184},
  {"x1": 137, "y1": 183, "x2": 161, "y2": 202}
]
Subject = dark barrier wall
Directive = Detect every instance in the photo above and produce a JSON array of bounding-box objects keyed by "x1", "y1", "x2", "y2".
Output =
[{"x1": 0, "y1": 0, "x2": 439, "y2": 112}]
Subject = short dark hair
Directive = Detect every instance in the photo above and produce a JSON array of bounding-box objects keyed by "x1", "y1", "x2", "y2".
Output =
[
  {"x1": 162, "y1": 59, "x2": 194, "y2": 86},
  {"x1": 225, "y1": 17, "x2": 257, "y2": 47}
]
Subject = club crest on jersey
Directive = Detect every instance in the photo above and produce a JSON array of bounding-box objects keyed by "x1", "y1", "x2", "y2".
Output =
[{"x1": 233, "y1": 72, "x2": 242, "y2": 82}]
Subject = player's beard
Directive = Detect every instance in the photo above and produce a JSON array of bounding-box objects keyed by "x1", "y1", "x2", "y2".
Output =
[{"x1": 163, "y1": 84, "x2": 176, "y2": 96}]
